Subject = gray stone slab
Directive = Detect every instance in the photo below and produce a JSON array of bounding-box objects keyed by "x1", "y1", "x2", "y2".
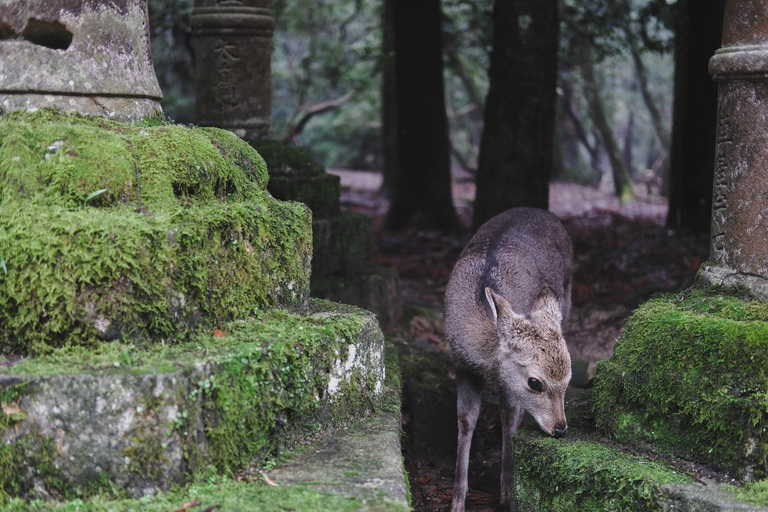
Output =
[
  {"x1": 267, "y1": 412, "x2": 409, "y2": 507},
  {"x1": 662, "y1": 481, "x2": 768, "y2": 511}
]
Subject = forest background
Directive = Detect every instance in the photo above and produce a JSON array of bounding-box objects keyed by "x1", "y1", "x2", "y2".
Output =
[{"x1": 146, "y1": 0, "x2": 723, "y2": 237}]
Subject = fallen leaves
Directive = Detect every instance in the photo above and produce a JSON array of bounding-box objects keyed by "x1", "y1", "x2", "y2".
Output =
[{"x1": 409, "y1": 316, "x2": 443, "y2": 344}]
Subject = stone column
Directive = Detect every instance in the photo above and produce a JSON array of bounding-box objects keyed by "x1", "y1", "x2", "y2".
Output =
[
  {"x1": 0, "y1": 0, "x2": 162, "y2": 121},
  {"x1": 699, "y1": 0, "x2": 768, "y2": 298},
  {"x1": 191, "y1": 0, "x2": 274, "y2": 141}
]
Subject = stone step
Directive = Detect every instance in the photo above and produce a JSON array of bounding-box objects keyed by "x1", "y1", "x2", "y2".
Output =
[
  {"x1": 266, "y1": 411, "x2": 410, "y2": 509},
  {"x1": 0, "y1": 300, "x2": 390, "y2": 503},
  {"x1": 312, "y1": 266, "x2": 402, "y2": 334},
  {"x1": 512, "y1": 391, "x2": 768, "y2": 511}
]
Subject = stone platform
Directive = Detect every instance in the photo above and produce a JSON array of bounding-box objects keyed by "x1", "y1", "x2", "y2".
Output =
[{"x1": 0, "y1": 300, "x2": 397, "y2": 504}]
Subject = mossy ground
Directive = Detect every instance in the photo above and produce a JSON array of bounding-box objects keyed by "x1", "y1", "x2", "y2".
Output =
[
  {"x1": 0, "y1": 477, "x2": 406, "y2": 512},
  {"x1": 514, "y1": 426, "x2": 693, "y2": 511},
  {"x1": 0, "y1": 300, "x2": 385, "y2": 504},
  {"x1": 0, "y1": 109, "x2": 311, "y2": 354},
  {"x1": 593, "y1": 290, "x2": 768, "y2": 480}
]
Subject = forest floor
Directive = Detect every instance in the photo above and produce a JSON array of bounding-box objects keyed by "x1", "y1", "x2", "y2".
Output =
[{"x1": 329, "y1": 169, "x2": 711, "y2": 511}]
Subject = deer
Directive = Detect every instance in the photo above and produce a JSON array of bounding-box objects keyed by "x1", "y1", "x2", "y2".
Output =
[{"x1": 444, "y1": 207, "x2": 573, "y2": 512}]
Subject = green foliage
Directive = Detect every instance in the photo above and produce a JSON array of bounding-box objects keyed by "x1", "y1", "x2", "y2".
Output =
[
  {"x1": 594, "y1": 292, "x2": 768, "y2": 479},
  {"x1": 272, "y1": 0, "x2": 382, "y2": 168},
  {"x1": 561, "y1": 0, "x2": 675, "y2": 65},
  {"x1": 147, "y1": 0, "x2": 195, "y2": 123},
  {"x1": 0, "y1": 109, "x2": 311, "y2": 354}
]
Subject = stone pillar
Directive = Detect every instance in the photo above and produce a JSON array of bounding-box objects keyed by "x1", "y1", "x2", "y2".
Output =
[
  {"x1": 0, "y1": 0, "x2": 162, "y2": 121},
  {"x1": 699, "y1": 0, "x2": 768, "y2": 298},
  {"x1": 191, "y1": 0, "x2": 274, "y2": 141}
]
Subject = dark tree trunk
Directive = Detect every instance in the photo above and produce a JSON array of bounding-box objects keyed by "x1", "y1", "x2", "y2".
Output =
[
  {"x1": 380, "y1": 0, "x2": 397, "y2": 199},
  {"x1": 666, "y1": 0, "x2": 725, "y2": 235},
  {"x1": 383, "y1": 0, "x2": 459, "y2": 232},
  {"x1": 471, "y1": 0, "x2": 560, "y2": 232}
]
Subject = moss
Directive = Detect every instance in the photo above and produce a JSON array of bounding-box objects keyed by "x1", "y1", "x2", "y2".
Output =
[
  {"x1": 248, "y1": 139, "x2": 341, "y2": 218},
  {"x1": 594, "y1": 291, "x2": 768, "y2": 479},
  {"x1": 514, "y1": 427, "x2": 692, "y2": 511},
  {"x1": 0, "y1": 109, "x2": 312, "y2": 354},
  {"x1": 0, "y1": 301, "x2": 384, "y2": 501},
  {"x1": 731, "y1": 478, "x2": 768, "y2": 506},
  {"x1": 0, "y1": 478, "x2": 393, "y2": 512},
  {"x1": 249, "y1": 139, "x2": 326, "y2": 177}
]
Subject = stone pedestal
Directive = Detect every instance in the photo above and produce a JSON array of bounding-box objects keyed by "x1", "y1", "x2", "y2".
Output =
[
  {"x1": 698, "y1": 0, "x2": 768, "y2": 298},
  {"x1": 191, "y1": 0, "x2": 274, "y2": 141},
  {"x1": 0, "y1": 0, "x2": 162, "y2": 121},
  {"x1": 252, "y1": 140, "x2": 403, "y2": 332}
]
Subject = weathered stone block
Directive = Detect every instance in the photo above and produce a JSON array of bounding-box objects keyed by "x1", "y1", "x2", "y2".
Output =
[
  {"x1": 269, "y1": 174, "x2": 341, "y2": 219},
  {"x1": 251, "y1": 140, "x2": 341, "y2": 218},
  {"x1": 0, "y1": 109, "x2": 312, "y2": 354},
  {"x1": 593, "y1": 291, "x2": 768, "y2": 480},
  {"x1": 0, "y1": 0, "x2": 162, "y2": 120},
  {"x1": 513, "y1": 426, "x2": 693, "y2": 511},
  {"x1": 0, "y1": 301, "x2": 385, "y2": 501},
  {"x1": 312, "y1": 212, "x2": 375, "y2": 279},
  {"x1": 312, "y1": 267, "x2": 402, "y2": 333}
]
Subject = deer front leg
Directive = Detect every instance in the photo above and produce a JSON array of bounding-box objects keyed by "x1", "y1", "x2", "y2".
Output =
[
  {"x1": 499, "y1": 390, "x2": 524, "y2": 511},
  {"x1": 451, "y1": 369, "x2": 483, "y2": 512}
]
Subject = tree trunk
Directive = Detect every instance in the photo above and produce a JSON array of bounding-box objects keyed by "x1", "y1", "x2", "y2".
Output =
[
  {"x1": 471, "y1": 0, "x2": 560, "y2": 232},
  {"x1": 666, "y1": 0, "x2": 725, "y2": 235},
  {"x1": 383, "y1": 0, "x2": 459, "y2": 232},
  {"x1": 380, "y1": 0, "x2": 397, "y2": 199},
  {"x1": 580, "y1": 58, "x2": 636, "y2": 202}
]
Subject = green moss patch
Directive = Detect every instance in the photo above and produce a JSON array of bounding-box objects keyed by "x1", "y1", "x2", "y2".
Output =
[
  {"x1": 731, "y1": 478, "x2": 768, "y2": 506},
  {"x1": 0, "y1": 301, "x2": 385, "y2": 502},
  {"x1": 514, "y1": 426, "x2": 692, "y2": 511},
  {"x1": 0, "y1": 478, "x2": 405, "y2": 512},
  {"x1": 0, "y1": 109, "x2": 312, "y2": 354},
  {"x1": 594, "y1": 292, "x2": 768, "y2": 480}
]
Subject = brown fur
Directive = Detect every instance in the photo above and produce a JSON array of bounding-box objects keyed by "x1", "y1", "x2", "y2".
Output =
[{"x1": 444, "y1": 208, "x2": 573, "y2": 512}]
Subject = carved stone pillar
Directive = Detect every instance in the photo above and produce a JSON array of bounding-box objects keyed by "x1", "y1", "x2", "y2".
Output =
[
  {"x1": 0, "y1": 0, "x2": 162, "y2": 121},
  {"x1": 191, "y1": 0, "x2": 274, "y2": 141},
  {"x1": 699, "y1": 0, "x2": 768, "y2": 298}
]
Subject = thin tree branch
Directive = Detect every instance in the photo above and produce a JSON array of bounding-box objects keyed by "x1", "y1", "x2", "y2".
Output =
[{"x1": 280, "y1": 91, "x2": 355, "y2": 143}]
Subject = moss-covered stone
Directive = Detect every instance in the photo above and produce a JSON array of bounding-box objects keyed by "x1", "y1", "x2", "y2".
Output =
[
  {"x1": 513, "y1": 426, "x2": 693, "y2": 511},
  {"x1": 593, "y1": 291, "x2": 768, "y2": 480},
  {"x1": 312, "y1": 267, "x2": 402, "y2": 334},
  {"x1": 0, "y1": 479, "x2": 404, "y2": 512},
  {"x1": 0, "y1": 300, "x2": 384, "y2": 502},
  {"x1": 0, "y1": 109, "x2": 312, "y2": 354},
  {"x1": 312, "y1": 211, "x2": 375, "y2": 279},
  {"x1": 250, "y1": 139, "x2": 341, "y2": 218}
]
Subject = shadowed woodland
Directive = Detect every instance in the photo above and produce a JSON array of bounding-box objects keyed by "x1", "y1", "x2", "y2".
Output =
[{"x1": 149, "y1": 0, "x2": 724, "y2": 510}]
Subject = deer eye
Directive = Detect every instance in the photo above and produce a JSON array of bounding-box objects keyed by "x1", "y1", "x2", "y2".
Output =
[{"x1": 528, "y1": 378, "x2": 543, "y2": 392}]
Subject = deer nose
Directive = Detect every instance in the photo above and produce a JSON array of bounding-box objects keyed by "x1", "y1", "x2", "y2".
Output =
[{"x1": 553, "y1": 422, "x2": 567, "y2": 438}]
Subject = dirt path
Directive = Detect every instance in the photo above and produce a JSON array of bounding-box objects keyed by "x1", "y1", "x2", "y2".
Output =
[{"x1": 330, "y1": 170, "x2": 710, "y2": 511}]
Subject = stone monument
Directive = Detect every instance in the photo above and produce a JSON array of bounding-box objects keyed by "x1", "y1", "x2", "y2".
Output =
[
  {"x1": 0, "y1": 0, "x2": 163, "y2": 121},
  {"x1": 191, "y1": 0, "x2": 274, "y2": 141},
  {"x1": 699, "y1": 0, "x2": 768, "y2": 298}
]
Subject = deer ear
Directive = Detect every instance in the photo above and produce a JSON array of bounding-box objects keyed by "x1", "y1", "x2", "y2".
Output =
[
  {"x1": 531, "y1": 287, "x2": 563, "y2": 333},
  {"x1": 485, "y1": 287, "x2": 526, "y2": 328}
]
